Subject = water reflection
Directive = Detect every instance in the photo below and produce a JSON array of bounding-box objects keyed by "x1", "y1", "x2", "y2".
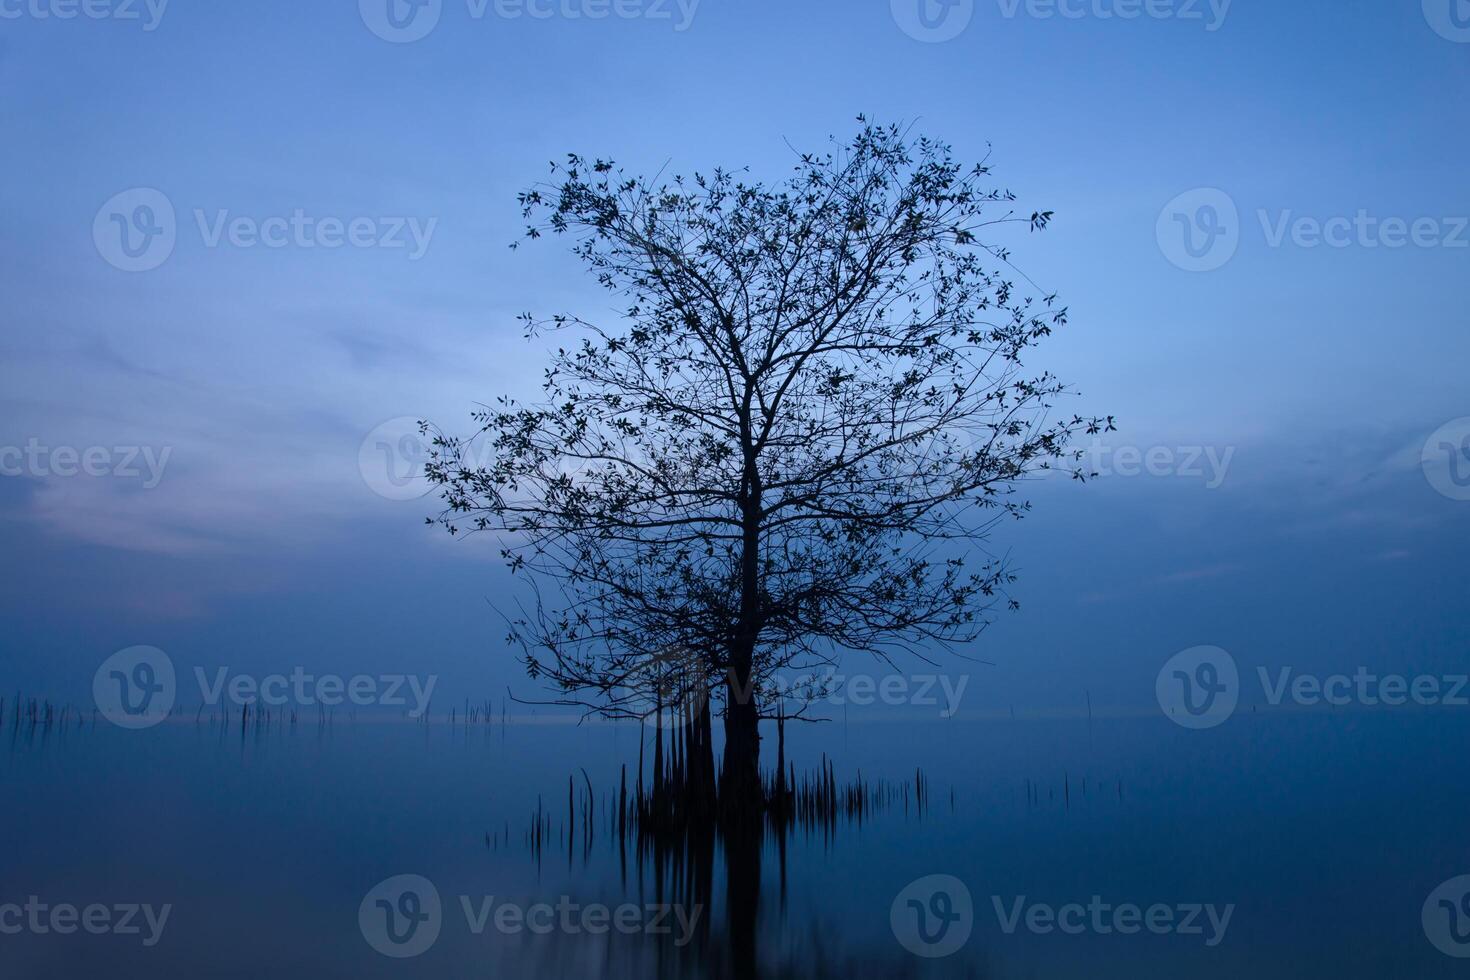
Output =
[{"x1": 3, "y1": 703, "x2": 1469, "y2": 977}]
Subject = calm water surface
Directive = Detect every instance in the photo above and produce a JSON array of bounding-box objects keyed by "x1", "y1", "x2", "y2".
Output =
[{"x1": 3, "y1": 709, "x2": 1466, "y2": 977}]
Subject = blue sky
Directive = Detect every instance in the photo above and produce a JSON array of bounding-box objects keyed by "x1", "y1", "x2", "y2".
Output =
[{"x1": 1, "y1": 0, "x2": 1467, "y2": 713}]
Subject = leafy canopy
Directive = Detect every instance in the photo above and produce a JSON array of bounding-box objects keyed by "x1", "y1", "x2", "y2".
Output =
[{"x1": 427, "y1": 119, "x2": 1112, "y2": 721}]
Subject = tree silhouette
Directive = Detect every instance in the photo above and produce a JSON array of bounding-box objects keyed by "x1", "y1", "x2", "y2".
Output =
[{"x1": 428, "y1": 119, "x2": 1111, "y2": 816}]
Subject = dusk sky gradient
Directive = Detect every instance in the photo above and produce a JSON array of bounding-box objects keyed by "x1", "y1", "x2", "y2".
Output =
[{"x1": 2, "y1": 0, "x2": 1467, "y2": 715}]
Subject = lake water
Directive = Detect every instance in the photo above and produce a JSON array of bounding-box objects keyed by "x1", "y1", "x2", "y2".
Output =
[{"x1": 3, "y1": 707, "x2": 1467, "y2": 977}]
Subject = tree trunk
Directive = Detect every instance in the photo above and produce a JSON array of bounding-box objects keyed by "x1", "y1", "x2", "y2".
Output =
[
  {"x1": 725, "y1": 819, "x2": 762, "y2": 976},
  {"x1": 721, "y1": 667, "x2": 762, "y2": 814},
  {"x1": 690, "y1": 687, "x2": 717, "y2": 811},
  {"x1": 774, "y1": 704, "x2": 787, "y2": 812},
  {"x1": 724, "y1": 408, "x2": 765, "y2": 815},
  {"x1": 652, "y1": 690, "x2": 664, "y2": 809}
]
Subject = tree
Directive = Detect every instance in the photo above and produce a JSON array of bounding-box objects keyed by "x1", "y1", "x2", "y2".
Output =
[{"x1": 427, "y1": 119, "x2": 1112, "y2": 817}]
